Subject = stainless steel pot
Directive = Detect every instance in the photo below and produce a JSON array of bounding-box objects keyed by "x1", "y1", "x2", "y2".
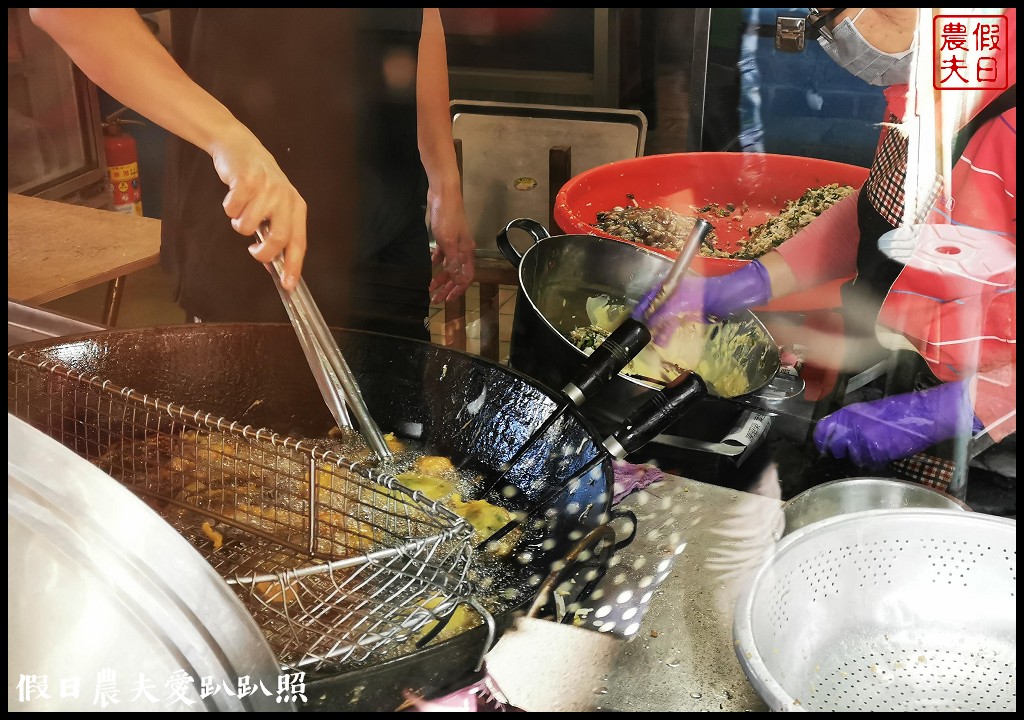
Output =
[
  {"x1": 775, "y1": 476, "x2": 972, "y2": 539},
  {"x1": 7, "y1": 414, "x2": 287, "y2": 712},
  {"x1": 498, "y1": 218, "x2": 795, "y2": 440}
]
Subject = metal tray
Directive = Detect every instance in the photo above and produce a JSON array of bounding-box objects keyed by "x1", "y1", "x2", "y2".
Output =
[
  {"x1": 7, "y1": 299, "x2": 106, "y2": 348},
  {"x1": 451, "y1": 100, "x2": 646, "y2": 257},
  {"x1": 8, "y1": 414, "x2": 287, "y2": 711}
]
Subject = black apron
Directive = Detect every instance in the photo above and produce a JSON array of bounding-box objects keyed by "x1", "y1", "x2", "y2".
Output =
[{"x1": 161, "y1": 9, "x2": 431, "y2": 340}]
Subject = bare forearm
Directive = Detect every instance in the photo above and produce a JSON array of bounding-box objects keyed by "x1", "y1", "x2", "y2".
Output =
[
  {"x1": 773, "y1": 188, "x2": 861, "y2": 292},
  {"x1": 416, "y1": 8, "x2": 461, "y2": 195},
  {"x1": 757, "y1": 250, "x2": 799, "y2": 298},
  {"x1": 418, "y1": 9, "x2": 475, "y2": 302},
  {"x1": 29, "y1": 8, "x2": 241, "y2": 156},
  {"x1": 747, "y1": 189, "x2": 862, "y2": 300},
  {"x1": 30, "y1": 7, "x2": 309, "y2": 285}
]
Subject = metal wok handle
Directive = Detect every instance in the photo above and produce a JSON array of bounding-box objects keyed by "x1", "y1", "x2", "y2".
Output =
[
  {"x1": 609, "y1": 507, "x2": 638, "y2": 553},
  {"x1": 496, "y1": 217, "x2": 551, "y2": 268},
  {"x1": 480, "y1": 373, "x2": 708, "y2": 554},
  {"x1": 603, "y1": 371, "x2": 709, "y2": 459},
  {"x1": 526, "y1": 524, "x2": 618, "y2": 620}
]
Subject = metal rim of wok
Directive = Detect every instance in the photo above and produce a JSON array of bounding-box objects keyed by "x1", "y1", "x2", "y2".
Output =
[{"x1": 6, "y1": 323, "x2": 624, "y2": 711}]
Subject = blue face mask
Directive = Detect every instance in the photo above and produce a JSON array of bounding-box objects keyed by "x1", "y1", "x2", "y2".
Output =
[{"x1": 818, "y1": 9, "x2": 915, "y2": 86}]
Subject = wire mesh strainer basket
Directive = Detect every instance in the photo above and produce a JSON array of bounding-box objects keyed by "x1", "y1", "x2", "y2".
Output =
[
  {"x1": 8, "y1": 350, "x2": 481, "y2": 674},
  {"x1": 734, "y1": 509, "x2": 1016, "y2": 712}
]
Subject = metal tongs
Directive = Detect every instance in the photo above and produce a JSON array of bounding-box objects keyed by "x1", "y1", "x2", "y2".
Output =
[
  {"x1": 258, "y1": 227, "x2": 392, "y2": 461},
  {"x1": 631, "y1": 218, "x2": 711, "y2": 320}
]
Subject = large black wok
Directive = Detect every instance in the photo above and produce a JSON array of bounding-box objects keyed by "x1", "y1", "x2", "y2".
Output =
[{"x1": 7, "y1": 324, "x2": 624, "y2": 710}]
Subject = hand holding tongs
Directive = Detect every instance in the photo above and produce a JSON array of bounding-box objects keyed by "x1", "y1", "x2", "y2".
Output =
[{"x1": 257, "y1": 226, "x2": 393, "y2": 462}]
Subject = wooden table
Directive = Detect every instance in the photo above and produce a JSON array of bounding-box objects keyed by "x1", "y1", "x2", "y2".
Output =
[{"x1": 7, "y1": 193, "x2": 162, "y2": 325}]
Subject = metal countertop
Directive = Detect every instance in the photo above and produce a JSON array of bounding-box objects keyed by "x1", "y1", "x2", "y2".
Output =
[
  {"x1": 575, "y1": 471, "x2": 783, "y2": 712},
  {"x1": 8, "y1": 299, "x2": 107, "y2": 348}
]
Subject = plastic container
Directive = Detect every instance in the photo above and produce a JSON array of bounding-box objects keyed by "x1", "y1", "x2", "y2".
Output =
[{"x1": 553, "y1": 152, "x2": 870, "y2": 311}]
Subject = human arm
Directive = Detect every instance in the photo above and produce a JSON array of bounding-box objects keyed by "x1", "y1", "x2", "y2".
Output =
[
  {"x1": 813, "y1": 379, "x2": 983, "y2": 468},
  {"x1": 29, "y1": 8, "x2": 306, "y2": 289},
  {"x1": 772, "y1": 186, "x2": 861, "y2": 290},
  {"x1": 641, "y1": 249, "x2": 799, "y2": 345},
  {"x1": 641, "y1": 188, "x2": 860, "y2": 343},
  {"x1": 417, "y1": 8, "x2": 476, "y2": 304}
]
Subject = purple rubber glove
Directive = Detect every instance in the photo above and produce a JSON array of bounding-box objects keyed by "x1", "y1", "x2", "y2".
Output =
[
  {"x1": 640, "y1": 260, "x2": 772, "y2": 345},
  {"x1": 813, "y1": 380, "x2": 983, "y2": 468}
]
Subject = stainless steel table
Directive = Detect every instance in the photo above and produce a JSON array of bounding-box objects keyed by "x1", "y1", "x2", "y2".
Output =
[
  {"x1": 8, "y1": 299, "x2": 107, "y2": 348},
  {"x1": 499, "y1": 471, "x2": 786, "y2": 712},
  {"x1": 458, "y1": 471, "x2": 784, "y2": 713},
  {"x1": 568, "y1": 470, "x2": 786, "y2": 712}
]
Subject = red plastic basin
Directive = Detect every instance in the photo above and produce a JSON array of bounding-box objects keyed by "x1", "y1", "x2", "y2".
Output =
[{"x1": 553, "y1": 152, "x2": 870, "y2": 311}]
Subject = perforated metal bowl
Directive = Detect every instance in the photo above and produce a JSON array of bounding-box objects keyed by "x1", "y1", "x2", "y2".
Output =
[{"x1": 734, "y1": 509, "x2": 1016, "y2": 712}]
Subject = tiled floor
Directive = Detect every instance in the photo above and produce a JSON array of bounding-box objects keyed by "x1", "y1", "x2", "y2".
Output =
[{"x1": 41, "y1": 262, "x2": 520, "y2": 363}]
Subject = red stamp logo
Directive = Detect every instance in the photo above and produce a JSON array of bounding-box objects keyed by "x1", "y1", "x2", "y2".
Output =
[{"x1": 934, "y1": 14, "x2": 1009, "y2": 90}]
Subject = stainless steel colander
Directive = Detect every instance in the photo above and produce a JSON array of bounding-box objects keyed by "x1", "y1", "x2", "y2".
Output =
[{"x1": 733, "y1": 509, "x2": 1016, "y2": 712}]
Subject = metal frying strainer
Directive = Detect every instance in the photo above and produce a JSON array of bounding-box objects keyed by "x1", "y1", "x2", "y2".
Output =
[{"x1": 733, "y1": 509, "x2": 1016, "y2": 712}]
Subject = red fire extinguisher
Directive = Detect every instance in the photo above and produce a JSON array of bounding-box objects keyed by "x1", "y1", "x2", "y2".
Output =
[{"x1": 103, "y1": 107, "x2": 145, "y2": 216}]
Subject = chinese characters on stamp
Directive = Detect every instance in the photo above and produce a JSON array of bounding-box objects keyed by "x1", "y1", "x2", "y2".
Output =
[{"x1": 934, "y1": 14, "x2": 1009, "y2": 90}]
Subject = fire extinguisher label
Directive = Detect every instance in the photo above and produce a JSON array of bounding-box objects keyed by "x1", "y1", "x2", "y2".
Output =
[{"x1": 108, "y1": 162, "x2": 143, "y2": 216}]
